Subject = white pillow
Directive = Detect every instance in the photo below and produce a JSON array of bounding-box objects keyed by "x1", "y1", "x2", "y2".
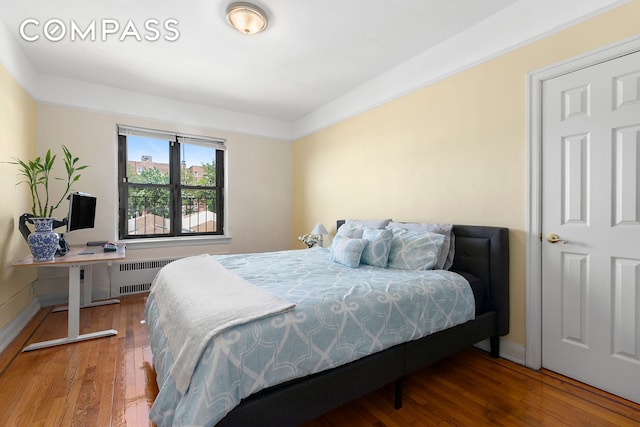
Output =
[{"x1": 387, "y1": 229, "x2": 446, "y2": 271}]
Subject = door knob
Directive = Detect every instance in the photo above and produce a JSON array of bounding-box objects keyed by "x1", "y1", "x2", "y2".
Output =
[{"x1": 546, "y1": 233, "x2": 568, "y2": 244}]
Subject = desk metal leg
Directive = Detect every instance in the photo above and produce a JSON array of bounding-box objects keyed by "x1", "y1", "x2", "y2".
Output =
[
  {"x1": 51, "y1": 265, "x2": 120, "y2": 313},
  {"x1": 68, "y1": 264, "x2": 80, "y2": 337},
  {"x1": 23, "y1": 264, "x2": 118, "y2": 352}
]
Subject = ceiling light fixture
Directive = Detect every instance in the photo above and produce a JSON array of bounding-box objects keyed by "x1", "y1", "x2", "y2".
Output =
[{"x1": 226, "y1": 2, "x2": 268, "y2": 35}]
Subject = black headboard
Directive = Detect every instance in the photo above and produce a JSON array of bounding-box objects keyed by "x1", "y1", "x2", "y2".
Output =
[
  {"x1": 450, "y1": 225, "x2": 509, "y2": 336},
  {"x1": 335, "y1": 221, "x2": 509, "y2": 337}
]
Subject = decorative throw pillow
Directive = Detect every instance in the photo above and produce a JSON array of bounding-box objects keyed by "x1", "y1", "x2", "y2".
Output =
[
  {"x1": 387, "y1": 229, "x2": 446, "y2": 270},
  {"x1": 329, "y1": 223, "x2": 365, "y2": 252},
  {"x1": 360, "y1": 227, "x2": 393, "y2": 268},
  {"x1": 331, "y1": 236, "x2": 368, "y2": 268},
  {"x1": 336, "y1": 223, "x2": 365, "y2": 239},
  {"x1": 388, "y1": 222, "x2": 454, "y2": 270}
]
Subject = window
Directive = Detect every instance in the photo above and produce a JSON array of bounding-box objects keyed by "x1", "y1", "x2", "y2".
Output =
[{"x1": 117, "y1": 126, "x2": 225, "y2": 239}]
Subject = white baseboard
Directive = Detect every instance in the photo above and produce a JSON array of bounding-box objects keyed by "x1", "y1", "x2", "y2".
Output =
[
  {"x1": 38, "y1": 292, "x2": 69, "y2": 308},
  {"x1": 0, "y1": 298, "x2": 41, "y2": 354},
  {"x1": 475, "y1": 337, "x2": 525, "y2": 365}
]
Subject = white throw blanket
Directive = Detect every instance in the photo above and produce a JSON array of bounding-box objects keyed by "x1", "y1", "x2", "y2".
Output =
[{"x1": 149, "y1": 254, "x2": 295, "y2": 394}]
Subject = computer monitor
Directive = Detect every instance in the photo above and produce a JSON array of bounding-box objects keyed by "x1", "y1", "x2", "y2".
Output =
[{"x1": 67, "y1": 192, "x2": 97, "y2": 232}]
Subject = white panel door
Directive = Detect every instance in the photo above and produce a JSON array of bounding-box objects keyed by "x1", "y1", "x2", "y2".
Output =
[{"x1": 542, "y1": 50, "x2": 640, "y2": 404}]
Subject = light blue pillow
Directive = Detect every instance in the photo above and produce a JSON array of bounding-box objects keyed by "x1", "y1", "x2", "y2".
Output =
[
  {"x1": 336, "y1": 223, "x2": 365, "y2": 238},
  {"x1": 387, "y1": 229, "x2": 446, "y2": 270},
  {"x1": 388, "y1": 222, "x2": 454, "y2": 269},
  {"x1": 331, "y1": 236, "x2": 368, "y2": 268},
  {"x1": 329, "y1": 224, "x2": 365, "y2": 252},
  {"x1": 361, "y1": 227, "x2": 393, "y2": 268},
  {"x1": 346, "y1": 218, "x2": 392, "y2": 229}
]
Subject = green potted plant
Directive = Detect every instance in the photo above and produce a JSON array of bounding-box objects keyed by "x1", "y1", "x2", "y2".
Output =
[{"x1": 7, "y1": 146, "x2": 88, "y2": 261}]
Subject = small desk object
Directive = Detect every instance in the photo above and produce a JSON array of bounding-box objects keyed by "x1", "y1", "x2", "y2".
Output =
[{"x1": 13, "y1": 244, "x2": 125, "y2": 352}]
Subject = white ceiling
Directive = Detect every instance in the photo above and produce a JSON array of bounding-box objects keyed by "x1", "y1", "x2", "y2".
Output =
[{"x1": 0, "y1": 0, "x2": 628, "y2": 138}]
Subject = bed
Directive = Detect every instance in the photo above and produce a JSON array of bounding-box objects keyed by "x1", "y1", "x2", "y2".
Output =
[{"x1": 145, "y1": 221, "x2": 509, "y2": 426}]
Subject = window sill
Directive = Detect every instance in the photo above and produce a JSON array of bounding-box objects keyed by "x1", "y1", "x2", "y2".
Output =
[{"x1": 119, "y1": 235, "x2": 231, "y2": 250}]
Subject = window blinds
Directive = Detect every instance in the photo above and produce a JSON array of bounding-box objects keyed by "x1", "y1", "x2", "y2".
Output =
[{"x1": 118, "y1": 125, "x2": 225, "y2": 150}]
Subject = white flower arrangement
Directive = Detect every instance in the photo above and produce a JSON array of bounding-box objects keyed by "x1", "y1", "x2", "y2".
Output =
[{"x1": 298, "y1": 233, "x2": 320, "y2": 248}]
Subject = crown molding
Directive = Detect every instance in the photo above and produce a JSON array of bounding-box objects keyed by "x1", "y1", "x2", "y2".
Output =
[{"x1": 0, "y1": 0, "x2": 628, "y2": 142}]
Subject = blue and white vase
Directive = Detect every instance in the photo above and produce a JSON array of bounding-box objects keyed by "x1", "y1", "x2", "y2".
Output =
[{"x1": 27, "y1": 218, "x2": 60, "y2": 262}]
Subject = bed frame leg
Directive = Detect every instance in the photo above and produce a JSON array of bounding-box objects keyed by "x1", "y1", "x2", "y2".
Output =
[
  {"x1": 394, "y1": 378, "x2": 403, "y2": 409},
  {"x1": 490, "y1": 336, "x2": 500, "y2": 358}
]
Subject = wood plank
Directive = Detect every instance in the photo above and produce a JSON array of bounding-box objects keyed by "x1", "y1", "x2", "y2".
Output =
[
  {"x1": 0, "y1": 294, "x2": 638, "y2": 426},
  {"x1": 0, "y1": 306, "x2": 49, "y2": 374}
]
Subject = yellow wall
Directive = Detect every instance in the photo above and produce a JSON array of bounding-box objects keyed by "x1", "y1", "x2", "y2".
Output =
[
  {"x1": 292, "y1": 1, "x2": 640, "y2": 347},
  {"x1": 0, "y1": 64, "x2": 38, "y2": 330}
]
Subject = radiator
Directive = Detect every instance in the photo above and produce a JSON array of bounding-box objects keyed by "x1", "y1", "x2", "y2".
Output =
[{"x1": 110, "y1": 258, "x2": 179, "y2": 296}]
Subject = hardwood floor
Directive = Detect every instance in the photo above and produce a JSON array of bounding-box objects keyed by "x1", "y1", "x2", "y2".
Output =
[
  {"x1": 1, "y1": 294, "x2": 638, "y2": 426},
  {"x1": 0, "y1": 293, "x2": 156, "y2": 426}
]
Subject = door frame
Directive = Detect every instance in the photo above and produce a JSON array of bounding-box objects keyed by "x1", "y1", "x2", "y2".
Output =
[{"x1": 525, "y1": 35, "x2": 640, "y2": 370}]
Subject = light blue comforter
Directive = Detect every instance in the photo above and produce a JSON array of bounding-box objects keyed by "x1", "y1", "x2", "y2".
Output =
[{"x1": 145, "y1": 248, "x2": 475, "y2": 426}]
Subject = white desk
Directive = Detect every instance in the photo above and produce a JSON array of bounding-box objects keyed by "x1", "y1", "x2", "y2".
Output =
[{"x1": 13, "y1": 244, "x2": 125, "y2": 352}]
